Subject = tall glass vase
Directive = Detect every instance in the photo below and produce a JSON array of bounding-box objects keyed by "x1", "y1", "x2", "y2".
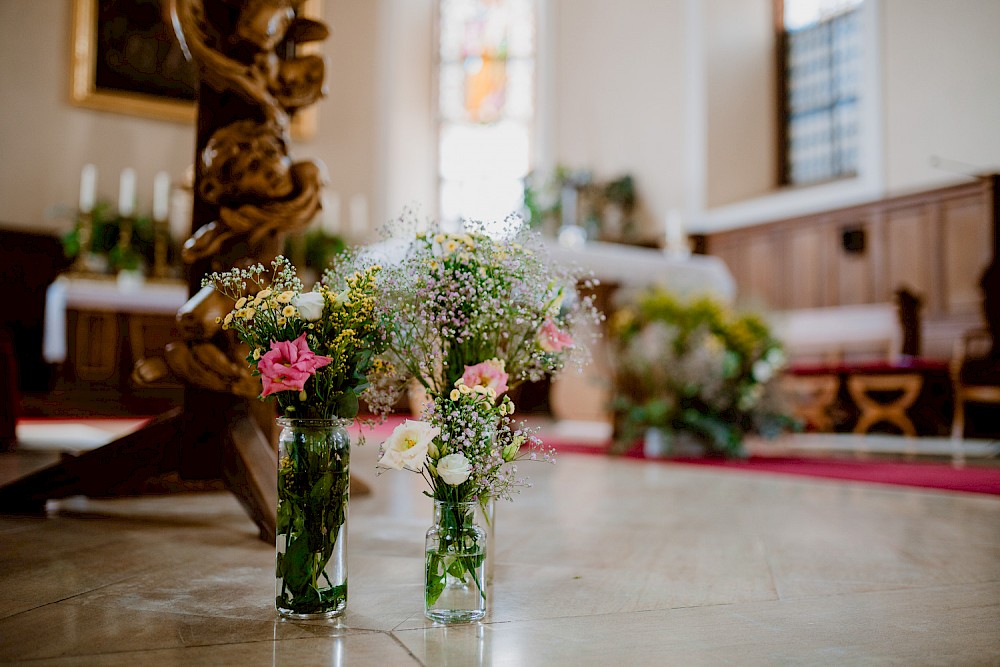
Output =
[
  {"x1": 275, "y1": 418, "x2": 350, "y2": 619},
  {"x1": 475, "y1": 496, "x2": 495, "y2": 587},
  {"x1": 424, "y1": 500, "x2": 487, "y2": 623}
]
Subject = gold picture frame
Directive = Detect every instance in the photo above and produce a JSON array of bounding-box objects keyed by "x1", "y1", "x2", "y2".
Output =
[{"x1": 69, "y1": 0, "x2": 321, "y2": 139}]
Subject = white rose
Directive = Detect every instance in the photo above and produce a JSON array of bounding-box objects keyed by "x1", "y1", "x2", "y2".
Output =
[
  {"x1": 292, "y1": 291, "x2": 326, "y2": 321},
  {"x1": 437, "y1": 452, "x2": 472, "y2": 486},
  {"x1": 377, "y1": 419, "x2": 439, "y2": 472},
  {"x1": 751, "y1": 359, "x2": 773, "y2": 383}
]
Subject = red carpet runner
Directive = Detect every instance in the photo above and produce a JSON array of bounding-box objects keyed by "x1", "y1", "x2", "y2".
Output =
[{"x1": 549, "y1": 441, "x2": 1000, "y2": 496}]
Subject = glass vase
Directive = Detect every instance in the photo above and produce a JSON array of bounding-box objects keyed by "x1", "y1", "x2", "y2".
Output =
[
  {"x1": 424, "y1": 500, "x2": 487, "y2": 623},
  {"x1": 275, "y1": 418, "x2": 350, "y2": 619},
  {"x1": 475, "y1": 495, "x2": 495, "y2": 587}
]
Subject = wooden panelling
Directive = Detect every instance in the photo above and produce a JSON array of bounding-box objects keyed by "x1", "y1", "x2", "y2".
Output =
[
  {"x1": 884, "y1": 205, "x2": 933, "y2": 306},
  {"x1": 787, "y1": 224, "x2": 825, "y2": 309},
  {"x1": 943, "y1": 195, "x2": 994, "y2": 316},
  {"x1": 703, "y1": 176, "x2": 997, "y2": 360}
]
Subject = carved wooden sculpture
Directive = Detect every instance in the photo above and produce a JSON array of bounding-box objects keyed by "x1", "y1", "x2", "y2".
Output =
[{"x1": 0, "y1": 0, "x2": 350, "y2": 542}]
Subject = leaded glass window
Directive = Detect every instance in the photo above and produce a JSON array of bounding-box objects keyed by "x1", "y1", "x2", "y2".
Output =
[{"x1": 782, "y1": 0, "x2": 863, "y2": 185}]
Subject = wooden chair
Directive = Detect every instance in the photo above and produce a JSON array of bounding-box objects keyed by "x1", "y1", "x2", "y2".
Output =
[{"x1": 951, "y1": 328, "x2": 1000, "y2": 440}]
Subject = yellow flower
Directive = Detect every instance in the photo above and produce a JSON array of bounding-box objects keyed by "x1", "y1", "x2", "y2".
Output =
[
  {"x1": 235, "y1": 297, "x2": 247, "y2": 309},
  {"x1": 450, "y1": 389, "x2": 461, "y2": 401},
  {"x1": 277, "y1": 291, "x2": 295, "y2": 304},
  {"x1": 257, "y1": 289, "x2": 272, "y2": 299},
  {"x1": 434, "y1": 233, "x2": 445, "y2": 244},
  {"x1": 444, "y1": 239, "x2": 459, "y2": 254},
  {"x1": 277, "y1": 317, "x2": 287, "y2": 326},
  {"x1": 243, "y1": 307, "x2": 255, "y2": 319},
  {"x1": 282, "y1": 305, "x2": 296, "y2": 317},
  {"x1": 253, "y1": 348, "x2": 262, "y2": 360}
]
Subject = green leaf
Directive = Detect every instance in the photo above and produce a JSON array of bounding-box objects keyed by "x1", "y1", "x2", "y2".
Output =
[
  {"x1": 281, "y1": 534, "x2": 313, "y2": 590},
  {"x1": 334, "y1": 389, "x2": 359, "y2": 419},
  {"x1": 425, "y1": 554, "x2": 446, "y2": 606}
]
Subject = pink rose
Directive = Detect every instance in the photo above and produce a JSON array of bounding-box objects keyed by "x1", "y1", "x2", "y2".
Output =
[
  {"x1": 538, "y1": 319, "x2": 574, "y2": 353},
  {"x1": 257, "y1": 333, "x2": 332, "y2": 397},
  {"x1": 461, "y1": 359, "x2": 509, "y2": 397}
]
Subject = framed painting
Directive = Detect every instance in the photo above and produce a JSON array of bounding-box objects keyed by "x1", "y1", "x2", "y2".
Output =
[{"x1": 69, "y1": 0, "x2": 321, "y2": 137}]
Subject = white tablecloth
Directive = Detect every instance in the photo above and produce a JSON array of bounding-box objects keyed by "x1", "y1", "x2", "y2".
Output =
[
  {"x1": 43, "y1": 275, "x2": 189, "y2": 363},
  {"x1": 546, "y1": 240, "x2": 735, "y2": 301}
]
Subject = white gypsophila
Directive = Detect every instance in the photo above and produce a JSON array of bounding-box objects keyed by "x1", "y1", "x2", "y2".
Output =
[
  {"x1": 437, "y1": 452, "x2": 473, "y2": 486},
  {"x1": 377, "y1": 419, "x2": 439, "y2": 472},
  {"x1": 292, "y1": 291, "x2": 325, "y2": 322}
]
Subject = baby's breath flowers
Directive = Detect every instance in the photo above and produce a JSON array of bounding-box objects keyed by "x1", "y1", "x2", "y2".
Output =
[
  {"x1": 203, "y1": 255, "x2": 387, "y2": 419},
  {"x1": 365, "y1": 213, "x2": 603, "y2": 416},
  {"x1": 370, "y1": 212, "x2": 595, "y2": 504}
]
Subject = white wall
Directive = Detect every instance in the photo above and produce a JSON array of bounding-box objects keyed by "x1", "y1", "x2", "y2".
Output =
[
  {"x1": 882, "y1": 0, "x2": 1000, "y2": 192},
  {"x1": 0, "y1": 0, "x2": 381, "y2": 239},
  {"x1": 704, "y1": 0, "x2": 776, "y2": 208},
  {"x1": 552, "y1": 0, "x2": 687, "y2": 240},
  {"x1": 2, "y1": 1, "x2": 998, "y2": 239}
]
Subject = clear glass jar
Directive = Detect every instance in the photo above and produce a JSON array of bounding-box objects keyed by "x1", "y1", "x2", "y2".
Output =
[
  {"x1": 275, "y1": 418, "x2": 350, "y2": 619},
  {"x1": 425, "y1": 500, "x2": 487, "y2": 623}
]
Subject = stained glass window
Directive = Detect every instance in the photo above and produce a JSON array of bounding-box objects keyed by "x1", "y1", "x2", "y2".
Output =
[{"x1": 437, "y1": 0, "x2": 536, "y2": 227}]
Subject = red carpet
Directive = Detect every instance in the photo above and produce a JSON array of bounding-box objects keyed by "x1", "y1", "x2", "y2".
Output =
[{"x1": 549, "y1": 441, "x2": 1000, "y2": 496}]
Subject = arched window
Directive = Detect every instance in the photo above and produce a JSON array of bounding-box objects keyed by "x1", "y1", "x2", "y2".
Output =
[{"x1": 437, "y1": 0, "x2": 536, "y2": 228}]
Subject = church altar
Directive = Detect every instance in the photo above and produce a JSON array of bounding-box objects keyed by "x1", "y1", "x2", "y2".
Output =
[
  {"x1": 42, "y1": 274, "x2": 188, "y2": 374},
  {"x1": 546, "y1": 240, "x2": 735, "y2": 300}
]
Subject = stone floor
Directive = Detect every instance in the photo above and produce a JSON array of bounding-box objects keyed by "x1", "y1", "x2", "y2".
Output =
[{"x1": 1, "y1": 426, "x2": 999, "y2": 665}]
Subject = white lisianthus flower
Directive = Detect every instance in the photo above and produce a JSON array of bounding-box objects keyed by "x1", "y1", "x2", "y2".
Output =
[
  {"x1": 437, "y1": 452, "x2": 472, "y2": 486},
  {"x1": 292, "y1": 291, "x2": 326, "y2": 321},
  {"x1": 377, "y1": 420, "x2": 439, "y2": 472},
  {"x1": 751, "y1": 359, "x2": 773, "y2": 383}
]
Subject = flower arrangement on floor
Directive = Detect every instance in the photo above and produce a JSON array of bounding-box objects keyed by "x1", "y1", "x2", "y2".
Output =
[
  {"x1": 367, "y1": 212, "x2": 603, "y2": 622},
  {"x1": 609, "y1": 288, "x2": 796, "y2": 458},
  {"x1": 205, "y1": 255, "x2": 387, "y2": 618}
]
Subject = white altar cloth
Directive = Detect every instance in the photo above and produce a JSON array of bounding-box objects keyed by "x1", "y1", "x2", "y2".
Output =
[
  {"x1": 43, "y1": 275, "x2": 188, "y2": 363},
  {"x1": 545, "y1": 240, "x2": 735, "y2": 301}
]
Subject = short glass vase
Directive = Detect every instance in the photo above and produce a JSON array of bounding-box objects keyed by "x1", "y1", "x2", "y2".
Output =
[
  {"x1": 275, "y1": 417, "x2": 350, "y2": 619},
  {"x1": 424, "y1": 500, "x2": 487, "y2": 623}
]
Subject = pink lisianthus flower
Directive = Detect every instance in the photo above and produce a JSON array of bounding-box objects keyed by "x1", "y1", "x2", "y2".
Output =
[
  {"x1": 537, "y1": 318, "x2": 574, "y2": 353},
  {"x1": 461, "y1": 359, "x2": 509, "y2": 397},
  {"x1": 257, "y1": 333, "x2": 332, "y2": 398}
]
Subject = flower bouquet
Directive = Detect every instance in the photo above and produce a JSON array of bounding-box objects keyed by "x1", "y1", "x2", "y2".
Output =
[
  {"x1": 610, "y1": 288, "x2": 796, "y2": 458},
  {"x1": 367, "y1": 213, "x2": 602, "y2": 622},
  {"x1": 205, "y1": 255, "x2": 386, "y2": 618}
]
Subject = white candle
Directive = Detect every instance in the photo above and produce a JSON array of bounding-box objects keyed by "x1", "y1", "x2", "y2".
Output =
[
  {"x1": 79, "y1": 164, "x2": 96, "y2": 213},
  {"x1": 349, "y1": 194, "x2": 368, "y2": 237},
  {"x1": 323, "y1": 191, "x2": 341, "y2": 235},
  {"x1": 665, "y1": 209, "x2": 686, "y2": 251},
  {"x1": 152, "y1": 171, "x2": 170, "y2": 221},
  {"x1": 118, "y1": 168, "x2": 136, "y2": 217},
  {"x1": 560, "y1": 186, "x2": 578, "y2": 228},
  {"x1": 168, "y1": 187, "x2": 192, "y2": 242}
]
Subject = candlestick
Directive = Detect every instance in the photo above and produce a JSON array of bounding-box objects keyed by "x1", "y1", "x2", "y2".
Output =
[
  {"x1": 322, "y1": 191, "x2": 341, "y2": 235},
  {"x1": 560, "y1": 186, "x2": 578, "y2": 229},
  {"x1": 70, "y1": 210, "x2": 94, "y2": 273},
  {"x1": 664, "y1": 209, "x2": 690, "y2": 257},
  {"x1": 118, "y1": 168, "x2": 136, "y2": 217},
  {"x1": 79, "y1": 164, "x2": 97, "y2": 214},
  {"x1": 349, "y1": 194, "x2": 368, "y2": 238}
]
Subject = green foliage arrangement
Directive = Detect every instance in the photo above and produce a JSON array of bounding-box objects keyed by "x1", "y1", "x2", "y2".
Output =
[{"x1": 610, "y1": 288, "x2": 796, "y2": 458}]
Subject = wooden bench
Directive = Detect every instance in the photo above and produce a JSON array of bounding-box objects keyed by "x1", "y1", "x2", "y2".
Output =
[{"x1": 771, "y1": 303, "x2": 914, "y2": 434}]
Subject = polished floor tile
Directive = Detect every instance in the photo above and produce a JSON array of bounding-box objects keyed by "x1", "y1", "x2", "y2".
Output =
[{"x1": 1, "y1": 433, "x2": 998, "y2": 665}]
